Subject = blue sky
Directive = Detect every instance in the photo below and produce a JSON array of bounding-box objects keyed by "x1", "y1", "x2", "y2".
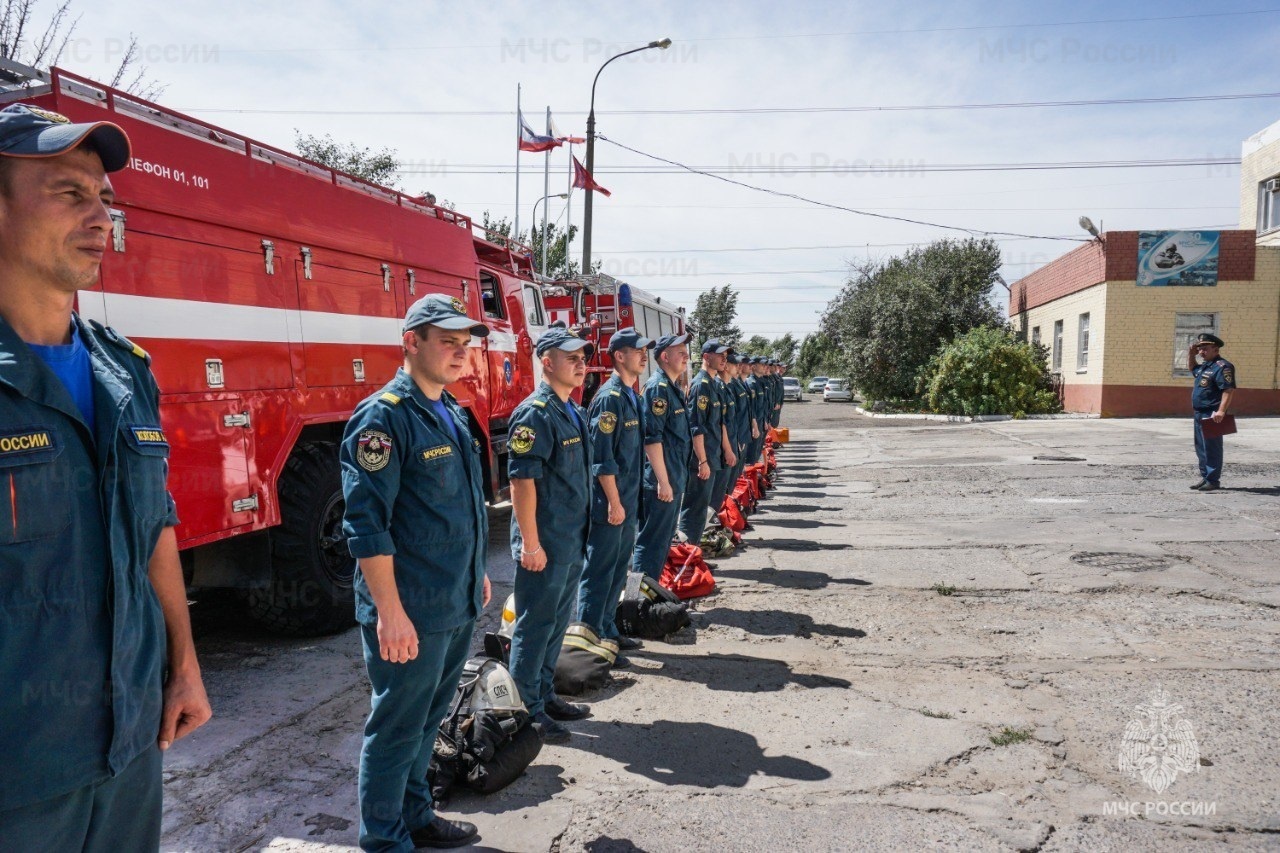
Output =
[{"x1": 42, "y1": 0, "x2": 1280, "y2": 337}]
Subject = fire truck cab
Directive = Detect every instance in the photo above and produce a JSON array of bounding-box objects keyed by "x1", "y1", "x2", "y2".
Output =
[{"x1": 1, "y1": 62, "x2": 551, "y2": 635}]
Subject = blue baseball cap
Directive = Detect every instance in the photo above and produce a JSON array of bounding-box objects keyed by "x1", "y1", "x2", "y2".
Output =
[
  {"x1": 701, "y1": 338, "x2": 731, "y2": 355},
  {"x1": 0, "y1": 103, "x2": 131, "y2": 172},
  {"x1": 403, "y1": 294, "x2": 490, "y2": 336},
  {"x1": 653, "y1": 332, "x2": 690, "y2": 355},
  {"x1": 608, "y1": 328, "x2": 655, "y2": 353},
  {"x1": 536, "y1": 324, "x2": 595, "y2": 357}
]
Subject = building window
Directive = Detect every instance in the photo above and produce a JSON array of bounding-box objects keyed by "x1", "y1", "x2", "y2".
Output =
[
  {"x1": 1076, "y1": 313, "x2": 1090, "y2": 372},
  {"x1": 1259, "y1": 175, "x2": 1280, "y2": 235},
  {"x1": 1052, "y1": 320, "x2": 1063, "y2": 372},
  {"x1": 1173, "y1": 313, "x2": 1218, "y2": 376},
  {"x1": 1031, "y1": 326, "x2": 1041, "y2": 346}
]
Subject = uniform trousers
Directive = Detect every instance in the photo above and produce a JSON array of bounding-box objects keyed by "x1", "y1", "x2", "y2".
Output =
[
  {"x1": 1193, "y1": 410, "x2": 1225, "y2": 485},
  {"x1": 578, "y1": 516, "x2": 638, "y2": 640},
  {"x1": 359, "y1": 621, "x2": 472, "y2": 853},
  {"x1": 678, "y1": 467, "x2": 717, "y2": 545},
  {"x1": 510, "y1": 556, "x2": 584, "y2": 717},
  {"x1": 633, "y1": 471, "x2": 688, "y2": 577},
  {"x1": 0, "y1": 744, "x2": 161, "y2": 853}
]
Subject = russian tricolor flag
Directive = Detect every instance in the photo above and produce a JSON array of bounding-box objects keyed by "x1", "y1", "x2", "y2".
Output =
[{"x1": 518, "y1": 109, "x2": 561, "y2": 152}]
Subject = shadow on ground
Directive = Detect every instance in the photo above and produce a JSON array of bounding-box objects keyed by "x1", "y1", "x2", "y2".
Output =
[
  {"x1": 569, "y1": 719, "x2": 831, "y2": 788},
  {"x1": 700, "y1": 607, "x2": 867, "y2": 640},
  {"x1": 639, "y1": 650, "x2": 853, "y2": 693},
  {"x1": 713, "y1": 567, "x2": 871, "y2": 590}
]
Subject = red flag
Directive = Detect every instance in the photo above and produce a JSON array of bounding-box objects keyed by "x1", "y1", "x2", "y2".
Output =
[
  {"x1": 572, "y1": 155, "x2": 611, "y2": 197},
  {"x1": 518, "y1": 108, "x2": 561, "y2": 152}
]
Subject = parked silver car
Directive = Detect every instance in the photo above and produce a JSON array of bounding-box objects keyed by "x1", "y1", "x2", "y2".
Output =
[
  {"x1": 806, "y1": 376, "x2": 829, "y2": 393},
  {"x1": 782, "y1": 376, "x2": 804, "y2": 402},
  {"x1": 823, "y1": 379, "x2": 853, "y2": 402}
]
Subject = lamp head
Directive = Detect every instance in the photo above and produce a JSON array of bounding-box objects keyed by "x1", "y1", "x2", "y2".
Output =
[
  {"x1": 651, "y1": 38, "x2": 673, "y2": 49},
  {"x1": 1078, "y1": 216, "x2": 1100, "y2": 238}
]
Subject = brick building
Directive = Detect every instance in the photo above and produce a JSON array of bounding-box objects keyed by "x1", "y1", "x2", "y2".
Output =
[
  {"x1": 1009, "y1": 118, "x2": 1280, "y2": 417},
  {"x1": 1009, "y1": 232, "x2": 1280, "y2": 416}
]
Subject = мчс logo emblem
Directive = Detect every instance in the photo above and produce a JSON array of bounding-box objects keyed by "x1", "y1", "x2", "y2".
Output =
[
  {"x1": 1118, "y1": 687, "x2": 1200, "y2": 794},
  {"x1": 357, "y1": 430, "x2": 393, "y2": 471}
]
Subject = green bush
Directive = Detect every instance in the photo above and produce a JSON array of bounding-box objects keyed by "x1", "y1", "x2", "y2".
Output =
[{"x1": 919, "y1": 326, "x2": 1061, "y2": 417}]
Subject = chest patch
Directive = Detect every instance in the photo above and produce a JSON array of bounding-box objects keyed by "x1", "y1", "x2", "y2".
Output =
[
  {"x1": 651, "y1": 397, "x2": 668, "y2": 416},
  {"x1": 510, "y1": 425, "x2": 536, "y2": 454},
  {"x1": 623, "y1": 419, "x2": 639, "y2": 429},
  {"x1": 420, "y1": 444, "x2": 453, "y2": 462},
  {"x1": 129, "y1": 426, "x2": 168, "y2": 446},
  {"x1": 1199, "y1": 376, "x2": 1209, "y2": 387},
  {"x1": 599, "y1": 411, "x2": 617, "y2": 434},
  {"x1": 357, "y1": 430, "x2": 393, "y2": 471},
  {"x1": 561, "y1": 435, "x2": 582, "y2": 447},
  {"x1": 0, "y1": 429, "x2": 56, "y2": 457}
]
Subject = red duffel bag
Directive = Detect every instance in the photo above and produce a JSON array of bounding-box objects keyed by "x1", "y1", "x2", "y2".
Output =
[
  {"x1": 659, "y1": 543, "x2": 716, "y2": 600},
  {"x1": 718, "y1": 496, "x2": 747, "y2": 532}
]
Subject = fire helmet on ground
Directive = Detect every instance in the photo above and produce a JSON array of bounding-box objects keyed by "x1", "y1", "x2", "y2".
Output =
[{"x1": 465, "y1": 659, "x2": 525, "y2": 714}]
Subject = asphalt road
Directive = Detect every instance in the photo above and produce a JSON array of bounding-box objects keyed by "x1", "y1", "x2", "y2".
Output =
[{"x1": 165, "y1": 399, "x2": 1280, "y2": 852}]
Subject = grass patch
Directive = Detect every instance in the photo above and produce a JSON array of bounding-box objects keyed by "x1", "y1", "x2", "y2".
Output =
[
  {"x1": 918, "y1": 708, "x2": 953, "y2": 719},
  {"x1": 932, "y1": 582, "x2": 957, "y2": 596},
  {"x1": 989, "y1": 726, "x2": 1033, "y2": 746}
]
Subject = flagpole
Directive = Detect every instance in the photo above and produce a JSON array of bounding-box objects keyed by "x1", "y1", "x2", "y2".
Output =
[
  {"x1": 542, "y1": 106, "x2": 551, "y2": 278},
  {"x1": 565, "y1": 143, "x2": 574, "y2": 276},
  {"x1": 513, "y1": 84, "x2": 521, "y2": 243}
]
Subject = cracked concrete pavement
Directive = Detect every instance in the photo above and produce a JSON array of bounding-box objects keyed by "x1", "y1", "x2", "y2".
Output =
[{"x1": 164, "y1": 403, "x2": 1280, "y2": 852}]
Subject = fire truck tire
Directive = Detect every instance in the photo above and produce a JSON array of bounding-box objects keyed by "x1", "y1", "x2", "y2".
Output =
[{"x1": 247, "y1": 441, "x2": 355, "y2": 636}]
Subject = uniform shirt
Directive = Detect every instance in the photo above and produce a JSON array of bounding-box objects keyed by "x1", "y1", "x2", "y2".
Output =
[
  {"x1": 641, "y1": 369, "x2": 692, "y2": 490},
  {"x1": 744, "y1": 374, "x2": 768, "y2": 440},
  {"x1": 27, "y1": 322, "x2": 96, "y2": 435},
  {"x1": 0, "y1": 314, "x2": 177, "y2": 811},
  {"x1": 728, "y1": 377, "x2": 751, "y2": 453},
  {"x1": 587, "y1": 374, "x2": 644, "y2": 522},
  {"x1": 341, "y1": 369, "x2": 487, "y2": 631},
  {"x1": 713, "y1": 375, "x2": 734, "y2": 465},
  {"x1": 686, "y1": 369, "x2": 724, "y2": 472},
  {"x1": 1191, "y1": 358, "x2": 1236, "y2": 412},
  {"x1": 507, "y1": 382, "x2": 592, "y2": 568}
]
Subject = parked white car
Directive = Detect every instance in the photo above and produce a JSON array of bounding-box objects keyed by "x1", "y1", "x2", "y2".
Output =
[
  {"x1": 823, "y1": 379, "x2": 852, "y2": 402},
  {"x1": 782, "y1": 376, "x2": 803, "y2": 402},
  {"x1": 806, "y1": 376, "x2": 829, "y2": 393}
]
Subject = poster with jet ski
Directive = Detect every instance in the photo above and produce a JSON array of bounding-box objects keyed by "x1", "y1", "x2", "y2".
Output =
[{"x1": 1136, "y1": 230, "x2": 1220, "y2": 287}]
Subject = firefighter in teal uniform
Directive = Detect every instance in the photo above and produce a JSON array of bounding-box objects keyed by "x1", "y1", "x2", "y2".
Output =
[
  {"x1": 678, "y1": 339, "x2": 731, "y2": 544},
  {"x1": 632, "y1": 333, "x2": 694, "y2": 577},
  {"x1": 725, "y1": 354, "x2": 754, "y2": 503},
  {"x1": 0, "y1": 104, "x2": 211, "y2": 850},
  {"x1": 341, "y1": 295, "x2": 492, "y2": 851},
  {"x1": 744, "y1": 356, "x2": 768, "y2": 464},
  {"x1": 508, "y1": 325, "x2": 595, "y2": 743},
  {"x1": 707, "y1": 352, "x2": 740, "y2": 521},
  {"x1": 578, "y1": 328, "x2": 653, "y2": 662},
  {"x1": 1187, "y1": 332, "x2": 1236, "y2": 492}
]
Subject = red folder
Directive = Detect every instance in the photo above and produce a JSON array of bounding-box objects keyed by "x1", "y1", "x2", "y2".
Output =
[{"x1": 1200, "y1": 414, "x2": 1237, "y2": 438}]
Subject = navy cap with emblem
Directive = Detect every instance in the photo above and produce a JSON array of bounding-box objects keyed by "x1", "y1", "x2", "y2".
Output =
[
  {"x1": 1195, "y1": 333, "x2": 1225, "y2": 348},
  {"x1": 701, "y1": 338, "x2": 731, "y2": 355},
  {"x1": 536, "y1": 324, "x2": 596, "y2": 357},
  {"x1": 653, "y1": 332, "x2": 690, "y2": 355},
  {"x1": 0, "y1": 103, "x2": 131, "y2": 172},
  {"x1": 608, "y1": 328, "x2": 655, "y2": 353},
  {"x1": 403, "y1": 293, "x2": 490, "y2": 336}
]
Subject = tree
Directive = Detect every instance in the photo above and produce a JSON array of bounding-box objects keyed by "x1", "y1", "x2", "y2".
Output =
[
  {"x1": 294, "y1": 131, "x2": 400, "y2": 187},
  {"x1": 739, "y1": 335, "x2": 772, "y2": 356},
  {"x1": 690, "y1": 285, "x2": 741, "y2": 351},
  {"x1": 821, "y1": 238, "x2": 1003, "y2": 403},
  {"x1": 795, "y1": 331, "x2": 839, "y2": 381},
  {"x1": 918, "y1": 325, "x2": 1061, "y2": 416},
  {"x1": 1, "y1": 1, "x2": 164, "y2": 98},
  {"x1": 771, "y1": 332, "x2": 798, "y2": 364}
]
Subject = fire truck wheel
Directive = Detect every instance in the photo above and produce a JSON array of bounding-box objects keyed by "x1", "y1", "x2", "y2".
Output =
[{"x1": 248, "y1": 441, "x2": 355, "y2": 636}]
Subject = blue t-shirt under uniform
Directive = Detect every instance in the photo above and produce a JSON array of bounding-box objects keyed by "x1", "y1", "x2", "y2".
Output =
[
  {"x1": 28, "y1": 323, "x2": 96, "y2": 435},
  {"x1": 428, "y1": 396, "x2": 461, "y2": 446}
]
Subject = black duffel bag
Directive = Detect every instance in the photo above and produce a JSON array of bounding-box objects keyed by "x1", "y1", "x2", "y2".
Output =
[{"x1": 552, "y1": 622, "x2": 617, "y2": 696}]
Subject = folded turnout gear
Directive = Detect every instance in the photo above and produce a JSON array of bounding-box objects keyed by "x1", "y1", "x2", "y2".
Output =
[
  {"x1": 615, "y1": 572, "x2": 692, "y2": 639},
  {"x1": 429, "y1": 656, "x2": 541, "y2": 802},
  {"x1": 699, "y1": 524, "x2": 736, "y2": 558},
  {"x1": 553, "y1": 622, "x2": 618, "y2": 696}
]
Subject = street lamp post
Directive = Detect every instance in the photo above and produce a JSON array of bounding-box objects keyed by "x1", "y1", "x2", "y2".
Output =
[
  {"x1": 532, "y1": 192, "x2": 569, "y2": 278},
  {"x1": 581, "y1": 37, "x2": 671, "y2": 274}
]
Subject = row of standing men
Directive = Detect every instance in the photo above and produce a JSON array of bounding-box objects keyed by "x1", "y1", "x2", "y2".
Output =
[{"x1": 339, "y1": 295, "x2": 787, "y2": 851}]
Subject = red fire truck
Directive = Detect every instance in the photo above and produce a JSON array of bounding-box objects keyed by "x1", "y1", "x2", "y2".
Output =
[
  {"x1": 1, "y1": 62, "x2": 568, "y2": 634},
  {"x1": 542, "y1": 273, "x2": 689, "y2": 405}
]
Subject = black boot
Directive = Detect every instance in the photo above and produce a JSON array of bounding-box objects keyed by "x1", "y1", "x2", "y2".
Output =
[{"x1": 410, "y1": 816, "x2": 479, "y2": 849}]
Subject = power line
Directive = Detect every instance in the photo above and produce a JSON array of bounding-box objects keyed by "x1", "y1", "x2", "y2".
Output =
[
  {"x1": 183, "y1": 91, "x2": 1280, "y2": 119},
  {"x1": 598, "y1": 135, "x2": 1089, "y2": 242}
]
